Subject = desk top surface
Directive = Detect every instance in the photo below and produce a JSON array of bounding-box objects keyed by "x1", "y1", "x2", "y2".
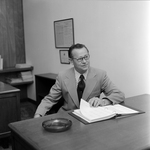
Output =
[
  {"x1": 9, "y1": 94, "x2": 150, "y2": 150},
  {"x1": 0, "y1": 82, "x2": 20, "y2": 94},
  {"x1": 35, "y1": 73, "x2": 57, "y2": 79}
]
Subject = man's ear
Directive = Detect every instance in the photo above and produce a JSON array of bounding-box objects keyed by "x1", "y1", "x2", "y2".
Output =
[{"x1": 69, "y1": 58, "x2": 73, "y2": 64}]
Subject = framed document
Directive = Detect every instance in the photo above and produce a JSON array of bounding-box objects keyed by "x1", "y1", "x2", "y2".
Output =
[
  {"x1": 54, "y1": 18, "x2": 74, "y2": 48},
  {"x1": 59, "y1": 50, "x2": 70, "y2": 64}
]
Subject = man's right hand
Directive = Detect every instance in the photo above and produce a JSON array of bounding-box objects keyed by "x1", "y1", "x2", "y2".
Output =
[{"x1": 34, "y1": 114, "x2": 42, "y2": 118}]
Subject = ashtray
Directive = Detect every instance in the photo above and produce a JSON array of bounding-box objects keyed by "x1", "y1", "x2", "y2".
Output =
[{"x1": 42, "y1": 118, "x2": 72, "y2": 132}]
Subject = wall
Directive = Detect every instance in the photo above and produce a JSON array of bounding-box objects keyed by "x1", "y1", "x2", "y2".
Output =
[{"x1": 23, "y1": 0, "x2": 150, "y2": 100}]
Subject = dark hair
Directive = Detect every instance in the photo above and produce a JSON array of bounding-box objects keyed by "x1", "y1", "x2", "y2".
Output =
[{"x1": 68, "y1": 43, "x2": 89, "y2": 58}]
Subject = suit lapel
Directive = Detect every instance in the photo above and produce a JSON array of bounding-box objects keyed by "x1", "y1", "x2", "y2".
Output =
[
  {"x1": 82, "y1": 68, "x2": 97, "y2": 101},
  {"x1": 64, "y1": 67, "x2": 97, "y2": 106},
  {"x1": 64, "y1": 68, "x2": 79, "y2": 107}
]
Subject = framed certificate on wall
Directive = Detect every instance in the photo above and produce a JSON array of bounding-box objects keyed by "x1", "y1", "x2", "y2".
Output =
[
  {"x1": 54, "y1": 18, "x2": 74, "y2": 48},
  {"x1": 59, "y1": 50, "x2": 70, "y2": 64}
]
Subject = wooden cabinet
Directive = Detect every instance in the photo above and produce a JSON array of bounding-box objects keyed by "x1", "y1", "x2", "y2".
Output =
[
  {"x1": 35, "y1": 73, "x2": 57, "y2": 105},
  {"x1": 0, "y1": 82, "x2": 20, "y2": 139},
  {"x1": 0, "y1": 66, "x2": 33, "y2": 101},
  {"x1": 35, "y1": 73, "x2": 64, "y2": 114}
]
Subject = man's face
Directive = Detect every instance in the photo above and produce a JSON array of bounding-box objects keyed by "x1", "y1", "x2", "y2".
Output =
[{"x1": 71, "y1": 47, "x2": 90, "y2": 74}]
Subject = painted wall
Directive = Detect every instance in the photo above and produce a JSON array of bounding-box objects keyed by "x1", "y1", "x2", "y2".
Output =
[{"x1": 23, "y1": 0, "x2": 150, "y2": 101}]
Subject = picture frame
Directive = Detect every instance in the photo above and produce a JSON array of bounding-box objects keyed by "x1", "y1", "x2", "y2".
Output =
[
  {"x1": 54, "y1": 18, "x2": 74, "y2": 48},
  {"x1": 59, "y1": 50, "x2": 70, "y2": 64}
]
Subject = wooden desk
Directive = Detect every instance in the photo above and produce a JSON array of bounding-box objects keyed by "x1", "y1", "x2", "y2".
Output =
[
  {"x1": 9, "y1": 94, "x2": 150, "y2": 150},
  {"x1": 0, "y1": 82, "x2": 20, "y2": 139},
  {"x1": 35, "y1": 73, "x2": 57, "y2": 105},
  {"x1": 35, "y1": 73, "x2": 63, "y2": 114}
]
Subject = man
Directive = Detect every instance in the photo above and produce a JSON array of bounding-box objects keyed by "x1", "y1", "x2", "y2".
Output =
[{"x1": 34, "y1": 43, "x2": 125, "y2": 118}]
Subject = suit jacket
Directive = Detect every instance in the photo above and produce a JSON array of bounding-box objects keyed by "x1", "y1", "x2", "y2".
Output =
[{"x1": 35, "y1": 67, "x2": 125, "y2": 116}]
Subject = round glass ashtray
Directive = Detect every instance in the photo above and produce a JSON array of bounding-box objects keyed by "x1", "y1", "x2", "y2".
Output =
[{"x1": 42, "y1": 118, "x2": 72, "y2": 132}]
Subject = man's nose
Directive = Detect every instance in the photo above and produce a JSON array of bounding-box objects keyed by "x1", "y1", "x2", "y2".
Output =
[{"x1": 82, "y1": 58, "x2": 87, "y2": 63}]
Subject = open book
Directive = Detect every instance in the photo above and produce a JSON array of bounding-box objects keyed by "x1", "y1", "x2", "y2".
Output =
[{"x1": 72, "y1": 99, "x2": 141, "y2": 123}]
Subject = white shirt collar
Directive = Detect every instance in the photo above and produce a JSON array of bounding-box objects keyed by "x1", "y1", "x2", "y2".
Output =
[{"x1": 74, "y1": 69, "x2": 88, "y2": 83}]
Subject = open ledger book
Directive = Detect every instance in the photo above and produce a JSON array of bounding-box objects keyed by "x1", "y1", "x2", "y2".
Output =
[{"x1": 72, "y1": 99, "x2": 141, "y2": 123}]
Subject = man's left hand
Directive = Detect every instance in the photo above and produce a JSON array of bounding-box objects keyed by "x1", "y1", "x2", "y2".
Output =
[{"x1": 88, "y1": 97, "x2": 111, "y2": 107}]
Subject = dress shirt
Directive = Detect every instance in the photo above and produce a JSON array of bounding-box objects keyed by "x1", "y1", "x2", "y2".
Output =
[{"x1": 74, "y1": 69, "x2": 88, "y2": 86}]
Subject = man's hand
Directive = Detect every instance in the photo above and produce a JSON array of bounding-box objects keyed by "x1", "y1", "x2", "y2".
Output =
[
  {"x1": 34, "y1": 114, "x2": 42, "y2": 118},
  {"x1": 88, "y1": 97, "x2": 111, "y2": 107}
]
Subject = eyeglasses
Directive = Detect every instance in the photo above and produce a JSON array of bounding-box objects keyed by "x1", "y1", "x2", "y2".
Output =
[{"x1": 73, "y1": 54, "x2": 90, "y2": 62}]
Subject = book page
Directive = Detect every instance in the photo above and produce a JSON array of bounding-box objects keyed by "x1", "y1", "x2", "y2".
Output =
[
  {"x1": 73, "y1": 99, "x2": 116, "y2": 123},
  {"x1": 104, "y1": 104, "x2": 139, "y2": 115}
]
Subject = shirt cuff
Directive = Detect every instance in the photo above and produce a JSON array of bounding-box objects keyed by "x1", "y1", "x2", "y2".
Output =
[{"x1": 34, "y1": 113, "x2": 42, "y2": 118}]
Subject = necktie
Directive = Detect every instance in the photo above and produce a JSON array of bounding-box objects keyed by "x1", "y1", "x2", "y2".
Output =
[{"x1": 77, "y1": 75, "x2": 85, "y2": 102}]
